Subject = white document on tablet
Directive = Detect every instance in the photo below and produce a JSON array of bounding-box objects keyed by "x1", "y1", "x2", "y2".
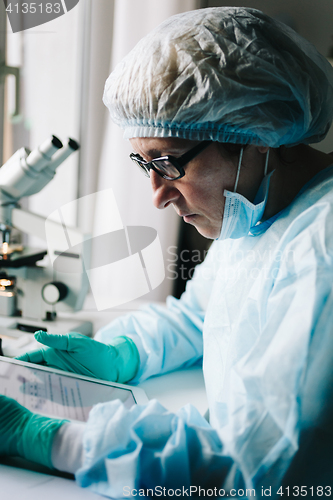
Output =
[{"x1": 0, "y1": 356, "x2": 148, "y2": 422}]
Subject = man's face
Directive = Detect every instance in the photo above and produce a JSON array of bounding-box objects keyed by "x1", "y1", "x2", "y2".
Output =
[{"x1": 130, "y1": 137, "x2": 265, "y2": 239}]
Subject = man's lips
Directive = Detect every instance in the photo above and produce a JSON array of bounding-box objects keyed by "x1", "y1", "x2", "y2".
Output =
[{"x1": 178, "y1": 212, "x2": 197, "y2": 222}]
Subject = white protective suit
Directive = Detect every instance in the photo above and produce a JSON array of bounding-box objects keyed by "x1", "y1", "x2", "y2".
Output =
[{"x1": 54, "y1": 165, "x2": 333, "y2": 498}]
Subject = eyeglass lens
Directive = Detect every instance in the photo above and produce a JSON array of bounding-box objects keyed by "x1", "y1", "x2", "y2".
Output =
[
  {"x1": 130, "y1": 154, "x2": 180, "y2": 179},
  {"x1": 130, "y1": 141, "x2": 211, "y2": 180},
  {"x1": 151, "y1": 159, "x2": 180, "y2": 179}
]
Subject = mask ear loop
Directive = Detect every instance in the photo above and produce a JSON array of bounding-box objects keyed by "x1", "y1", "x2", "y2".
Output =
[
  {"x1": 264, "y1": 149, "x2": 270, "y2": 176},
  {"x1": 233, "y1": 147, "x2": 244, "y2": 193}
]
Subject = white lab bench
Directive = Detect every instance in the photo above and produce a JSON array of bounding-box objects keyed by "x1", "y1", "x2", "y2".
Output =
[{"x1": 0, "y1": 300, "x2": 208, "y2": 500}]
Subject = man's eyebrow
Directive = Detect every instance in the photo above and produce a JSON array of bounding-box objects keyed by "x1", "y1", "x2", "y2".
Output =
[
  {"x1": 146, "y1": 148, "x2": 185, "y2": 158},
  {"x1": 146, "y1": 149, "x2": 162, "y2": 158},
  {"x1": 133, "y1": 146, "x2": 187, "y2": 159},
  {"x1": 132, "y1": 149, "x2": 162, "y2": 161}
]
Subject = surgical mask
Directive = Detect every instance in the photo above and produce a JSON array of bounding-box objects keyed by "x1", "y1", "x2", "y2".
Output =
[{"x1": 218, "y1": 149, "x2": 274, "y2": 240}]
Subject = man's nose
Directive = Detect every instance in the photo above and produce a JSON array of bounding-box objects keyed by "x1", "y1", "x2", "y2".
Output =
[{"x1": 150, "y1": 170, "x2": 180, "y2": 209}]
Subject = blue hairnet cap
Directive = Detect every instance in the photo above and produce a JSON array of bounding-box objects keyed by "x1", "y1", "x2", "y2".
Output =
[{"x1": 103, "y1": 7, "x2": 333, "y2": 147}]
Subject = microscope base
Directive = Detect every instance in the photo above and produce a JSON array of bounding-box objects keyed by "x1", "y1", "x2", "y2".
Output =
[{"x1": 0, "y1": 315, "x2": 93, "y2": 357}]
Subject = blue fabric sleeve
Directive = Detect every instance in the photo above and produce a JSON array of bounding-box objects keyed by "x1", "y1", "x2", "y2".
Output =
[
  {"x1": 95, "y1": 243, "x2": 218, "y2": 382},
  {"x1": 75, "y1": 399, "x2": 239, "y2": 498}
]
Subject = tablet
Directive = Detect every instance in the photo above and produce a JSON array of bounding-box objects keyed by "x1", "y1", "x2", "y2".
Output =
[{"x1": 0, "y1": 356, "x2": 148, "y2": 422}]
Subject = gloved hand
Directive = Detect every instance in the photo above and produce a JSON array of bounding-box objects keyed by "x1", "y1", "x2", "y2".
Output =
[
  {"x1": 0, "y1": 394, "x2": 66, "y2": 468},
  {"x1": 16, "y1": 331, "x2": 140, "y2": 383}
]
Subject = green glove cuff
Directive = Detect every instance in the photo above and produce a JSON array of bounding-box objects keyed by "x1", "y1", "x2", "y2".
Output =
[
  {"x1": 110, "y1": 336, "x2": 140, "y2": 383},
  {"x1": 18, "y1": 414, "x2": 68, "y2": 469}
]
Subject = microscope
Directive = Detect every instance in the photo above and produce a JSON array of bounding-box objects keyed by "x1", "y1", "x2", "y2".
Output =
[{"x1": 0, "y1": 135, "x2": 92, "y2": 356}]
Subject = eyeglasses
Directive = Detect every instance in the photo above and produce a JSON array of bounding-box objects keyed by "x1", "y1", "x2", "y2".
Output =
[{"x1": 129, "y1": 141, "x2": 211, "y2": 181}]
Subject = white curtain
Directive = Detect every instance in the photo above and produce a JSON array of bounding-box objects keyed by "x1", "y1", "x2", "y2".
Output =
[
  {"x1": 6, "y1": 6, "x2": 82, "y2": 235},
  {"x1": 88, "y1": 0, "x2": 201, "y2": 304}
]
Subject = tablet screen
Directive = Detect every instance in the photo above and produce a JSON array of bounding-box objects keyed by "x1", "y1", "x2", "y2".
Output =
[{"x1": 0, "y1": 358, "x2": 136, "y2": 421}]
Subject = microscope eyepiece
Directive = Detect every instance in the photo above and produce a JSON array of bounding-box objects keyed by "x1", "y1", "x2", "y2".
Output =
[
  {"x1": 36, "y1": 135, "x2": 63, "y2": 163},
  {"x1": 68, "y1": 138, "x2": 80, "y2": 151},
  {"x1": 51, "y1": 135, "x2": 63, "y2": 149},
  {"x1": 0, "y1": 135, "x2": 79, "y2": 201}
]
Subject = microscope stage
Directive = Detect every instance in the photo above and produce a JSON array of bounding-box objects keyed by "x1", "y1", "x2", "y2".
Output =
[{"x1": 0, "y1": 247, "x2": 47, "y2": 267}]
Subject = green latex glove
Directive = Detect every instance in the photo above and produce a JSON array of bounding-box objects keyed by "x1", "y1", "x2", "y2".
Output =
[
  {"x1": 16, "y1": 331, "x2": 140, "y2": 383},
  {"x1": 0, "y1": 394, "x2": 66, "y2": 468}
]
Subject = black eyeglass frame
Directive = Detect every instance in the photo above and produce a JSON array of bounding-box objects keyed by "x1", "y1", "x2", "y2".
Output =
[{"x1": 129, "y1": 141, "x2": 212, "y2": 181}]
